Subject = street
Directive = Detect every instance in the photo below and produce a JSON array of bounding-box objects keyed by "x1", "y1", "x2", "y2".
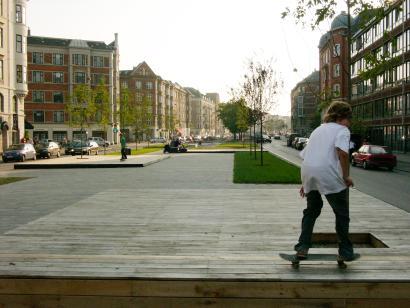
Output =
[{"x1": 265, "y1": 139, "x2": 410, "y2": 213}]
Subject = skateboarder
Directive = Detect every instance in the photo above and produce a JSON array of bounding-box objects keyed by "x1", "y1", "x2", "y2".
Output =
[
  {"x1": 120, "y1": 132, "x2": 127, "y2": 161},
  {"x1": 295, "y1": 101, "x2": 355, "y2": 262}
]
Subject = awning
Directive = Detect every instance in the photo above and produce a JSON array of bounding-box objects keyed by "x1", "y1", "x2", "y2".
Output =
[{"x1": 25, "y1": 120, "x2": 34, "y2": 130}]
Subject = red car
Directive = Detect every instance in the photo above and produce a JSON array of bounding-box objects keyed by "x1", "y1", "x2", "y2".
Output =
[{"x1": 351, "y1": 145, "x2": 396, "y2": 171}]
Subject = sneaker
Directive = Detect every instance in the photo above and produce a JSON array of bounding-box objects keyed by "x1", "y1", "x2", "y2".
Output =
[{"x1": 296, "y1": 250, "x2": 308, "y2": 260}]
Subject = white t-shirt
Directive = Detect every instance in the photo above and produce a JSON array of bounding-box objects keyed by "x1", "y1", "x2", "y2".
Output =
[{"x1": 300, "y1": 122, "x2": 350, "y2": 195}]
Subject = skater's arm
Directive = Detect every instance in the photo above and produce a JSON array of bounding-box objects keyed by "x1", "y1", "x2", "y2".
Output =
[{"x1": 337, "y1": 148, "x2": 353, "y2": 187}]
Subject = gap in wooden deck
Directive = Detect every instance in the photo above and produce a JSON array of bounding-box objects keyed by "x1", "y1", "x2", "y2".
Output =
[{"x1": 311, "y1": 233, "x2": 389, "y2": 248}]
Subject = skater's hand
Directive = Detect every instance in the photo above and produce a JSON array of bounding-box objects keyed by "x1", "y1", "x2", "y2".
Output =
[
  {"x1": 344, "y1": 176, "x2": 354, "y2": 188},
  {"x1": 299, "y1": 186, "x2": 305, "y2": 198}
]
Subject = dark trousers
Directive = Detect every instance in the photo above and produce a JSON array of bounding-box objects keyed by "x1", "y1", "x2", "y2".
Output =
[
  {"x1": 121, "y1": 148, "x2": 127, "y2": 159},
  {"x1": 294, "y1": 189, "x2": 354, "y2": 259}
]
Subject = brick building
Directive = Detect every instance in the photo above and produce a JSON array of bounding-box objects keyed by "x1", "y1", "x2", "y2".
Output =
[
  {"x1": 290, "y1": 71, "x2": 320, "y2": 136},
  {"x1": 0, "y1": 0, "x2": 29, "y2": 153},
  {"x1": 25, "y1": 33, "x2": 120, "y2": 144},
  {"x1": 319, "y1": 12, "x2": 353, "y2": 102},
  {"x1": 120, "y1": 62, "x2": 191, "y2": 140},
  {"x1": 351, "y1": 0, "x2": 410, "y2": 152}
]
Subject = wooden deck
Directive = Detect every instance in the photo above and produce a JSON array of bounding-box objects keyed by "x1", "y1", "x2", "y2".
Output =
[{"x1": 0, "y1": 187, "x2": 409, "y2": 306}]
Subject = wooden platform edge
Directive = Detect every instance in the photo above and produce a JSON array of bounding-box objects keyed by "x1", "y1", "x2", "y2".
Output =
[{"x1": 0, "y1": 278, "x2": 409, "y2": 300}]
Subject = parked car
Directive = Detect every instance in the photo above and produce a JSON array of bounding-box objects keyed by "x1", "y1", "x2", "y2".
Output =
[
  {"x1": 35, "y1": 141, "x2": 61, "y2": 158},
  {"x1": 273, "y1": 134, "x2": 281, "y2": 140},
  {"x1": 256, "y1": 134, "x2": 272, "y2": 143},
  {"x1": 292, "y1": 137, "x2": 301, "y2": 148},
  {"x1": 88, "y1": 137, "x2": 109, "y2": 147},
  {"x1": 149, "y1": 137, "x2": 167, "y2": 143},
  {"x1": 295, "y1": 137, "x2": 308, "y2": 150},
  {"x1": 287, "y1": 133, "x2": 300, "y2": 147},
  {"x1": 2, "y1": 143, "x2": 37, "y2": 162},
  {"x1": 163, "y1": 140, "x2": 188, "y2": 153},
  {"x1": 351, "y1": 145, "x2": 397, "y2": 171},
  {"x1": 69, "y1": 140, "x2": 99, "y2": 156}
]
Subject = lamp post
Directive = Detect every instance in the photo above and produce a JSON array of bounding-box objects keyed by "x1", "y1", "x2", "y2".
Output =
[{"x1": 80, "y1": 101, "x2": 87, "y2": 159}]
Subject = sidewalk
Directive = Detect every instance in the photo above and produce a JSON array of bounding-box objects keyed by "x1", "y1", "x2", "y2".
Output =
[{"x1": 395, "y1": 152, "x2": 410, "y2": 172}]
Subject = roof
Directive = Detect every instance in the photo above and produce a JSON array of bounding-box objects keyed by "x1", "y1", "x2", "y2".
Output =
[
  {"x1": 184, "y1": 87, "x2": 203, "y2": 97},
  {"x1": 292, "y1": 71, "x2": 319, "y2": 92},
  {"x1": 28, "y1": 36, "x2": 116, "y2": 51}
]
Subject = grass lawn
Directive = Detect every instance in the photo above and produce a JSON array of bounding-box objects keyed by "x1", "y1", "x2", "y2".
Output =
[
  {"x1": 107, "y1": 147, "x2": 162, "y2": 156},
  {"x1": 0, "y1": 177, "x2": 31, "y2": 186},
  {"x1": 234, "y1": 151, "x2": 301, "y2": 184},
  {"x1": 188, "y1": 142, "x2": 249, "y2": 150}
]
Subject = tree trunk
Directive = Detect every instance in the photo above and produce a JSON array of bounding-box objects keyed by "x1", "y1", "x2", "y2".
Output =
[
  {"x1": 249, "y1": 126, "x2": 252, "y2": 156},
  {"x1": 254, "y1": 123, "x2": 257, "y2": 160},
  {"x1": 260, "y1": 117, "x2": 263, "y2": 166}
]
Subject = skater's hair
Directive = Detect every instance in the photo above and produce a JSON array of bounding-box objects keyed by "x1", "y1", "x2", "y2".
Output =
[{"x1": 323, "y1": 100, "x2": 352, "y2": 123}]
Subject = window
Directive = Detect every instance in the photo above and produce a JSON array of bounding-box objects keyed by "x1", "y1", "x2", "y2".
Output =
[
  {"x1": 74, "y1": 71, "x2": 86, "y2": 84},
  {"x1": 333, "y1": 44, "x2": 341, "y2": 57},
  {"x1": 53, "y1": 92, "x2": 64, "y2": 103},
  {"x1": 147, "y1": 93, "x2": 153, "y2": 102},
  {"x1": 0, "y1": 27, "x2": 3, "y2": 48},
  {"x1": 146, "y1": 81, "x2": 153, "y2": 90},
  {"x1": 16, "y1": 4, "x2": 25, "y2": 24},
  {"x1": 0, "y1": 93, "x2": 3, "y2": 112},
  {"x1": 333, "y1": 83, "x2": 341, "y2": 97},
  {"x1": 32, "y1": 52, "x2": 43, "y2": 64},
  {"x1": 32, "y1": 91, "x2": 44, "y2": 103},
  {"x1": 33, "y1": 111, "x2": 44, "y2": 123},
  {"x1": 53, "y1": 131, "x2": 67, "y2": 143},
  {"x1": 17, "y1": 65, "x2": 24, "y2": 83},
  {"x1": 333, "y1": 64, "x2": 340, "y2": 77},
  {"x1": 72, "y1": 54, "x2": 88, "y2": 66},
  {"x1": 53, "y1": 53, "x2": 64, "y2": 65},
  {"x1": 52, "y1": 72, "x2": 64, "y2": 83},
  {"x1": 0, "y1": 59, "x2": 3, "y2": 81},
  {"x1": 92, "y1": 73, "x2": 105, "y2": 85},
  {"x1": 16, "y1": 34, "x2": 22, "y2": 53},
  {"x1": 53, "y1": 111, "x2": 64, "y2": 123},
  {"x1": 135, "y1": 81, "x2": 142, "y2": 89},
  {"x1": 92, "y1": 56, "x2": 104, "y2": 67},
  {"x1": 135, "y1": 93, "x2": 142, "y2": 103},
  {"x1": 121, "y1": 81, "x2": 128, "y2": 89},
  {"x1": 32, "y1": 71, "x2": 43, "y2": 83},
  {"x1": 297, "y1": 96, "x2": 303, "y2": 117}
]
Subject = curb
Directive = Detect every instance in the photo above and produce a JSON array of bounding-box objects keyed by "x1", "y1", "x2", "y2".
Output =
[{"x1": 13, "y1": 156, "x2": 170, "y2": 170}]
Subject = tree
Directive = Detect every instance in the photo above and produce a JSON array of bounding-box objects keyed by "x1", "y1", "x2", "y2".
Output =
[
  {"x1": 94, "y1": 78, "x2": 111, "y2": 153},
  {"x1": 242, "y1": 59, "x2": 282, "y2": 165},
  {"x1": 66, "y1": 84, "x2": 96, "y2": 144},
  {"x1": 217, "y1": 99, "x2": 248, "y2": 140}
]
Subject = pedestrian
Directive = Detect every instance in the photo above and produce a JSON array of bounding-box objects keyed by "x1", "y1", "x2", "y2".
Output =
[
  {"x1": 120, "y1": 132, "x2": 127, "y2": 161},
  {"x1": 294, "y1": 100, "x2": 355, "y2": 262}
]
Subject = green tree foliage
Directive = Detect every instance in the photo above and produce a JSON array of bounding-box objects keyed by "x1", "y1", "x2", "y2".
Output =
[
  {"x1": 66, "y1": 84, "x2": 96, "y2": 128},
  {"x1": 217, "y1": 99, "x2": 249, "y2": 140},
  {"x1": 94, "y1": 78, "x2": 111, "y2": 135}
]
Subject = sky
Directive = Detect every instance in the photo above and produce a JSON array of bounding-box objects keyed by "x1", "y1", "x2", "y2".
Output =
[{"x1": 26, "y1": 0, "x2": 346, "y2": 116}]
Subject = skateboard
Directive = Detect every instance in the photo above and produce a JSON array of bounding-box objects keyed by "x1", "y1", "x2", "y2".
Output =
[{"x1": 279, "y1": 253, "x2": 360, "y2": 269}]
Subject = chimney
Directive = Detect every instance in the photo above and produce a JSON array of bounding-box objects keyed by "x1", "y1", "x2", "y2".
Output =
[
  {"x1": 114, "y1": 33, "x2": 118, "y2": 48},
  {"x1": 28, "y1": 28, "x2": 31, "y2": 37}
]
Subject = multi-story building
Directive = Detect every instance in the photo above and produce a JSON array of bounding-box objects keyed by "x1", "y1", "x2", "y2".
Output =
[
  {"x1": 25, "y1": 33, "x2": 120, "y2": 144},
  {"x1": 351, "y1": 0, "x2": 410, "y2": 152},
  {"x1": 290, "y1": 71, "x2": 320, "y2": 136},
  {"x1": 0, "y1": 0, "x2": 29, "y2": 153},
  {"x1": 319, "y1": 12, "x2": 353, "y2": 102},
  {"x1": 120, "y1": 62, "x2": 190, "y2": 140},
  {"x1": 185, "y1": 87, "x2": 218, "y2": 137}
]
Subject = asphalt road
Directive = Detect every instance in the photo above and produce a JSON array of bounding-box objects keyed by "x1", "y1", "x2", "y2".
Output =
[{"x1": 265, "y1": 139, "x2": 410, "y2": 213}]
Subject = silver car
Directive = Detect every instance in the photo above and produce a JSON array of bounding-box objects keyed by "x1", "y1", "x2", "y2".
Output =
[{"x1": 2, "y1": 143, "x2": 37, "y2": 162}]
